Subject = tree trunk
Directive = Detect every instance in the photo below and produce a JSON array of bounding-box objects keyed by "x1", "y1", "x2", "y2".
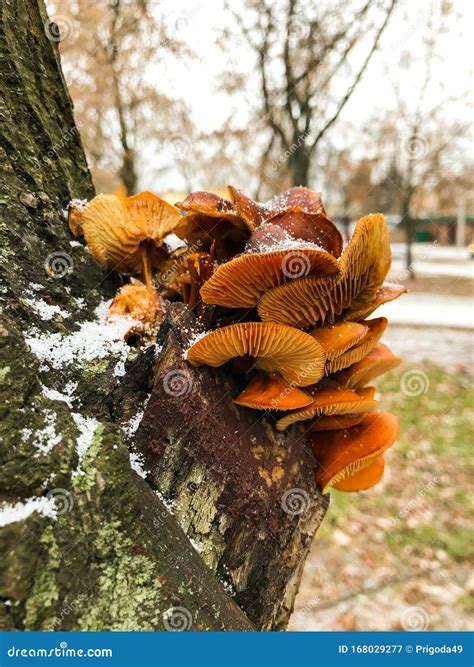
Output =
[
  {"x1": 0, "y1": 0, "x2": 328, "y2": 632},
  {"x1": 289, "y1": 149, "x2": 310, "y2": 187},
  {"x1": 0, "y1": 0, "x2": 251, "y2": 631},
  {"x1": 401, "y1": 192, "x2": 416, "y2": 279}
]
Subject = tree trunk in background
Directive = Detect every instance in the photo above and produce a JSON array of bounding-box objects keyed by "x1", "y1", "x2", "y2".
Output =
[
  {"x1": 0, "y1": 0, "x2": 251, "y2": 631},
  {"x1": 0, "y1": 0, "x2": 328, "y2": 631},
  {"x1": 289, "y1": 150, "x2": 311, "y2": 188},
  {"x1": 401, "y1": 192, "x2": 416, "y2": 279}
]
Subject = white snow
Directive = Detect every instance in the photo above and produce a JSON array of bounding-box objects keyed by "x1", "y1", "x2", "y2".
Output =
[
  {"x1": 164, "y1": 233, "x2": 186, "y2": 252},
  {"x1": 24, "y1": 298, "x2": 70, "y2": 321},
  {"x1": 30, "y1": 410, "x2": 62, "y2": 455},
  {"x1": 0, "y1": 497, "x2": 57, "y2": 527},
  {"x1": 71, "y1": 413, "x2": 100, "y2": 475},
  {"x1": 377, "y1": 293, "x2": 473, "y2": 329},
  {"x1": 129, "y1": 451, "x2": 149, "y2": 479}
]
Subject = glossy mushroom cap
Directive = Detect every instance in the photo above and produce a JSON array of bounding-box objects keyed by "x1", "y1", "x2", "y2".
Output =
[
  {"x1": 325, "y1": 317, "x2": 387, "y2": 374},
  {"x1": 332, "y1": 455, "x2": 385, "y2": 491},
  {"x1": 312, "y1": 411, "x2": 399, "y2": 491},
  {"x1": 310, "y1": 321, "x2": 368, "y2": 361},
  {"x1": 82, "y1": 191, "x2": 181, "y2": 273},
  {"x1": 186, "y1": 321, "x2": 326, "y2": 387},
  {"x1": 308, "y1": 412, "x2": 368, "y2": 431},
  {"x1": 258, "y1": 213, "x2": 391, "y2": 327},
  {"x1": 234, "y1": 372, "x2": 313, "y2": 410},
  {"x1": 276, "y1": 385, "x2": 377, "y2": 431},
  {"x1": 333, "y1": 343, "x2": 402, "y2": 389}
]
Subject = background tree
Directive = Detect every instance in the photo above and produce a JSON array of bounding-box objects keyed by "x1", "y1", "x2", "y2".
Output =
[{"x1": 226, "y1": 0, "x2": 398, "y2": 192}]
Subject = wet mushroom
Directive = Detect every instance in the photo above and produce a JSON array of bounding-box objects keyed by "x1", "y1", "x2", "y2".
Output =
[
  {"x1": 332, "y1": 343, "x2": 402, "y2": 389},
  {"x1": 324, "y1": 317, "x2": 387, "y2": 374},
  {"x1": 276, "y1": 385, "x2": 377, "y2": 431},
  {"x1": 186, "y1": 321, "x2": 326, "y2": 386},
  {"x1": 234, "y1": 371, "x2": 313, "y2": 410},
  {"x1": 200, "y1": 220, "x2": 341, "y2": 309},
  {"x1": 307, "y1": 412, "x2": 368, "y2": 432},
  {"x1": 310, "y1": 321, "x2": 368, "y2": 361},
  {"x1": 258, "y1": 213, "x2": 391, "y2": 327},
  {"x1": 332, "y1": 455, "x2": 385, "y2": 491},
  {"x1": 312, "y1": 411, "x2": 399, "y2": 492}
]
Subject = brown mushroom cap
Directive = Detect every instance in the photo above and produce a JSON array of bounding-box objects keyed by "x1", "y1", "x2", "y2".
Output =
[
  {"x1": 200, "y1": 241, "x2": 340, "y2": 309},
  {"x1": 325, "y1": 317, "x2": 387, "y2": 374},
  {"x1": 234, "y1": 371, "x2": 313, "y2": 410},
  {"x1": 310, "y1": 321, "x2": 368, "y2": 361},
  {"x1": 349, "y1": 283, "x2": 408, "y2": 320},
  {"x1": 67, "y1": 199, "x2": 87, "y2": 237},
  {"x1": 175, "y1": 190, "x2": 236, "y2": 218},
  {"x1": 276, "y1": 385, "x2": 377, "y2": 431},
  {"x1": 82, "y1": 192, "x2": 181, "y2": 273},
  {"x1": 258, "y1": 213, "x2": 391, "y2": 327},
  {"x1": 312, "y1": 411, "x2": 399, "y2": 491},
  {"x1": 332, "y1": 455, "x2": 385, "y2": 492},
  {"x1": 333, "y1": 343, "x2": 402, "y2": 389},
  {"x1": 186, "y1": 321, "x2": 326, "y2": 386}
]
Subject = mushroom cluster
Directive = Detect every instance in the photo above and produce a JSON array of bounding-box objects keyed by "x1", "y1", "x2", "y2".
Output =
[
  {"x1": 181, "y1": 186, "x2": 407, "y2": 494},
  {"x1": 69, "y1": 185, "x2": 406, "y2": 495}
]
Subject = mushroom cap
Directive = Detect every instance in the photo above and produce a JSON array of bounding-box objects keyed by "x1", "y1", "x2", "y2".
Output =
[
  {"x1": 312, "y1": 411, "x2": 399, "y2": 491},
  {"x1": 234, "y1": 372, "x2": 313, "y2": 410},
  {"x1": 308, "y1": 412, "x2": 368, "y2": 432},
  {"x1": 227, "y1": 185, "x2": 264, "y2": 229},
  {"x1": 310, "y1": 321, "x2": 368, "y2": 361},
  {"x1": 82, "y1": 192, "x2": 181, "y2": 272},
  {"x1": 200, "y1": 243, "x2": 340, "y2": 309},
  {"x1": 67, "y1": 199, "x2": 87, "y2": 237},
  {"x1": 264, "y1": 209, "x2": 342, "y2": 256},
  {"x1": 349, "y1": 283, "x2": 408, "y2": 320},
  {"x1": 333, "y1": 343, "x2": 402, "y2": 389},
  {"x1": 325, "y1": 317, "x2": 387, "y2": 374},
  {"x1": 258, "y1": 213, "x2": 391, "y2": 327},
  {"x1": 175, "y1": 190, "x2": 236, "y2": 218},
  {"x1": 186, "y1": 321, "x2": 326, "y2": 387},
  {"x1": 107, "y1": 284, "x2": 161, "y2": 327},
  {"x1": 276, "y1": 385, "x2": 377, "y2": 431},
  {"x1": 332, "y1": 455, "x2": 385, "y2": 492}
]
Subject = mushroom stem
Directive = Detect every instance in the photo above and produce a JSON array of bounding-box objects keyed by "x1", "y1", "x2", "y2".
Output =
[{"x1": 140, "y1": 244, "x2": 154, "y2": 291}]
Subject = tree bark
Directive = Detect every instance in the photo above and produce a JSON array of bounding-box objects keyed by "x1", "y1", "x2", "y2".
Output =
[{"x1": 0, "y1": 0, "x2": 251, "y2": 631}]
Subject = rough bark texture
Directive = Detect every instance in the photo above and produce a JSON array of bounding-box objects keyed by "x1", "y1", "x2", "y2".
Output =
[
  {"x1": 0, "y1": 0, "x2": 328, "y2": 632},
  {"x1": 137, "y1": 305, "x2": 328, "y2": 631},
  {"x1": 0, "y1": 0, "x2": 252, "y2": 631}
]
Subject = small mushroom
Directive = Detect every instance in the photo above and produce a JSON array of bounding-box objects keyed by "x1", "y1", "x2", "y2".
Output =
[
  {"x1": 67, "y1": 199, "x2": 88, "y2": 237},
  {"x1": 310, "y1": 321, "x2": 368, "y2": 361},
  {"x1": 312, "y1": 411, "x2": 399, "y2": 491},
  {"x1": 107, "y1": 283, "x2": 163, "y2": 330},
  {"x1": 82, "y1": 191, "x2": 182, "y2": 288},
  {"x1": 332, "y1": 455, "x2": 385, "y2": 491},
  {"x1": 258, "y1": 213, "x2": 391, "y2": 327},
  {"x1": 333, "y1": 343, "x2": 402, "y2": 389},
  {"x1": 325, "y1": 317, "x2": 387, "y2": 374},
  {"x1": 276, "y1": 385, "x2": 377, "y2": 431},
  {"x1": 186, "y1": 321, "x2": 326, "y2": 386},
  {"x1": 234, "y1": 371, "x2": 313, "y2": 410}
]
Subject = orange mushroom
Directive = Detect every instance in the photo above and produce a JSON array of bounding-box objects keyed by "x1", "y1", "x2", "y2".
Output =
[
  {"x1": 333, "y1": 343, "x2": 402, "y2": 389},
  {"x1": 186, "y1": 321, "x2": 326, "y2": 386},
  {"x1": 234, "y1": 371, "x2": 313, "y2": 410},
  {"x1": 67, "y1": 199, "x2": 87, "y2": 237},
  {"x1": 258, "y1": 213, "x2": 391, "y2": 327},
  {"x1": 276, "y1": 385, "x2": 377, "y2": 431},
  {"x1": 332, "y1": 456, "x2": 385, "y2": 491},
  {"x1": 310, "y1": 321, "x2": 368, "y2": 361},
  {"x1": 107, "y1": 284, "x2": 163, "y2": 330},
  {"x1": 308, "y1": 412, "x2": 368, "y2": 432},
  {"x1": 312, "y1": 411, "x2": 399, "y2": 492},
  {"x1": 325, "y1": 317, "x2": 387, "y2": 374}
]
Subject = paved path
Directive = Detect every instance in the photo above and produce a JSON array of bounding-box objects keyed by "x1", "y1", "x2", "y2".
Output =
[{"x1": 378, "y1": 293, "x2": 473, "y2": 329}]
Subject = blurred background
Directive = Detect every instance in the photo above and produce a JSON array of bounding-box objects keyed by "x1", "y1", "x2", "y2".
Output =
[{"x1": 47, "y1": 0, "x2": 472, "y2": 630}]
